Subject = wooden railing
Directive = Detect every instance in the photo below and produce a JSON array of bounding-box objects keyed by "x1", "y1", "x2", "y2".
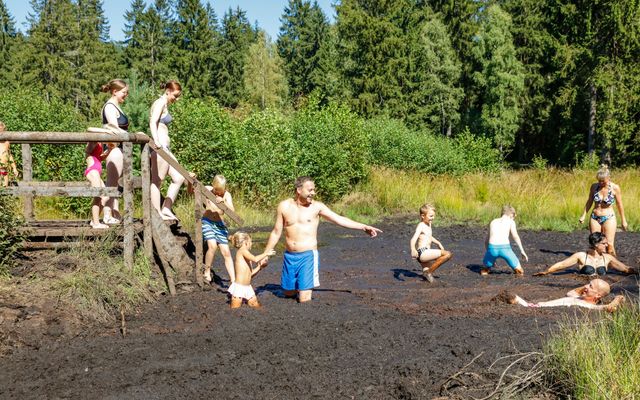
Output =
[{"x1": 0, "y1": 130, "x2": 243, "y2": 288}]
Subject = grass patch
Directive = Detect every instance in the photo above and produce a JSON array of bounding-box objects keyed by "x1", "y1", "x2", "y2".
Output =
[
  {"x1": 339, "y1": 166, "x2": 640, "y2": 231},
  {"x1": 544, "y1": 301, "x2": 640, "y2": 399},
  {"x1": 53, "y1": 233, "x2": 160, "y2": 323}
]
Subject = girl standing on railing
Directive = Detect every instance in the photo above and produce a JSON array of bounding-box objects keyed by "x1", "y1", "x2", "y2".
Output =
[
  {"x1": 100, "y1": 79, "x2": 129, "y2": 225},
  {"x1": 149, "y1": 80, "x2": 184, "y2": 221}
]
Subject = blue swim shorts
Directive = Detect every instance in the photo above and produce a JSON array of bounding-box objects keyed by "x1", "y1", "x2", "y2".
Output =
[
  {"x1": 482, "y1": 244, "x2": 520, "y2": 269},
  {"x1": 202, "y1": 217, "x2": 228, "y2": 244},
  {"x1": 281, "y1": 250, "x2": 319, "y2": 291}
]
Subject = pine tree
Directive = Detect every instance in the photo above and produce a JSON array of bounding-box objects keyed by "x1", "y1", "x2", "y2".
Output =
[
  {"x1": 471, "y1": 4, "x2": 525, "y2": 154},
  {"x1": 173, "y1": 0, "x2": 216, "y2": 97},
  {"x1": 214, "y1": 7, "x2": 255, "y2": 107},
  {"x1": 408, "y1": 12, "x2": 463, "y2": 135},
  {"x1": 244, "y1": 31, "x2": 288, "y2": 110},
  {"x1": 277, "y1": 0, "x2": 334, "y2": 100},
  {"x1": 0, "y1": 0, "x2": 17, "y2": 85}
]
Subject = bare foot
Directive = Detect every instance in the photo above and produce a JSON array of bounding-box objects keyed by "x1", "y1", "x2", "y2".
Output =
[
  {"x1": 90, "y1": 222, "x2": 109, "y2": 229},
  {"x1": 480, "y1": 268, "x2": 490, "y2": 276}
]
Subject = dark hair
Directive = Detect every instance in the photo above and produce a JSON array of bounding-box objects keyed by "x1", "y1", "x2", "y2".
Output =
[
  {"x1": 294, "y1": 176, "x2": 313, "y2": 190},
  {"x1": 101, "y1": 79, "x2": 127, "y2": 93},
  {"x1": 160, "y1": 80, "x2": 182, "y2": 92},
  {"x1": 588, "y1": 232, "x2": 606, "y2": 248}
]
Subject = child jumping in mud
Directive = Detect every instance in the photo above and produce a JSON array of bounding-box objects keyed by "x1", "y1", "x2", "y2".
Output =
[
  {"x1": 481, "y1": 205, "x2": 528, "y2": 276},
  {"x1": 0, "y1": 122, "x2": 19, "y2": 187},
  {"x1": 409, "y1": 204, "x2": 452, "y2": 282},
  {"x1": 202, "y1": 175, "x2": 235, "y2": 285},
  {"x1": 228, "y1": 232, "x2": 275, "y2": 309},
  {"x1": 504, "y1": 278, "x2": 624, "y2": 311}
]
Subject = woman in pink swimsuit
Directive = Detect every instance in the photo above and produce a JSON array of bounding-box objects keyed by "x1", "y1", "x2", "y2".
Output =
[{"x1": 85, "y1": 141, "x2": 112, "y2": 229}]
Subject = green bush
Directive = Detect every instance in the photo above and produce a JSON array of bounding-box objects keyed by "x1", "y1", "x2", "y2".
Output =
[
  {"x1": 367, "y1": 116, "x2": 501, "y2": 174},
  {"x1": 0, "y1": 194, "x2": 25, "y2": 275}
]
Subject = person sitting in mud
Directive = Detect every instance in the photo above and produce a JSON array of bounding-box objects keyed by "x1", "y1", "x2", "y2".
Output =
[
  {"x1": 505, "y1": 278, "x2": 625, "y2": 312},
  {"x1": 0, "y1": 121, "x2": 20, "y2": 187},
  {"x1": 228, "y1": 232, "x2": 275, "y2": 309},
  {"x1": 533, "y1": 232, "x2": 636, "y2": 277},
  {"x1": 264, "y1": 176, "x2": 382, "y2": 303},
  {"x1": 481, "y1": 205, "x2": 528, "y2": 276},
  {"x1": 409, "y1": 203, "x2": 452, "y2": 282}
]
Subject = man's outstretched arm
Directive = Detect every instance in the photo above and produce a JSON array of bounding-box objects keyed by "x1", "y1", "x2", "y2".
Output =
[{"x1": 318, "y1": 203, "x2": 382, "y2": 237}]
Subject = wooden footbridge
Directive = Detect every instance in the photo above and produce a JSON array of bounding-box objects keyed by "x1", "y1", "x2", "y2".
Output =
[{"x1": 0, "y1": 130, "x2": 243, "y2": 295}]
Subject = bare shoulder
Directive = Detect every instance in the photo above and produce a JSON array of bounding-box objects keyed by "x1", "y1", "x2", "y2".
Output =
[{"x1": 610, "y1": 181, "x2": 622, "y2": 192}]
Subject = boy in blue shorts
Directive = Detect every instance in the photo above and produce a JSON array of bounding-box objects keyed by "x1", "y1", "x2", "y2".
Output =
[{"x1": 481, "y1": 205, "x2": 528, "y2": 275}]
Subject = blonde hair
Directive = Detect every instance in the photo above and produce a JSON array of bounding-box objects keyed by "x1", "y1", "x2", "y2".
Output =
[
  {"x1": 101, "y1": 79, "x2": 127, "y2": 94},
  {"x1": 0, "y1": 121, "x2": 5, "y2": 131},
  {"x1": 212, "y1": 175, "x2": 227, "y2": 191},
  {"x1": 420, "y1": 203, "x2": 435, "y2": 215},
  {"x1": 596, "y1": 165, "x2": 610, "y2": 181},
  {"x1": 230, "y1": 231, "x2": 251, "y2": 248},
  {"x1": 501, "y1": 205, "x2": 516, "y2": 217}
]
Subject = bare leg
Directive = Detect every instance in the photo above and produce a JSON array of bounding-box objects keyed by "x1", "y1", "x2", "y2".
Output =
[
  {"x1": 219, "y1": 244, "x2": 235, "y2": 283},
  {"x1": 247, "y1": 297, "x2": 261, "y2": 308},
  {"x1": 283, "y1": 289, "x2": 297, "y2": 299},
  {"x1": 418, "y1": 249, "x2": 443, "y2": 282},
  {"x1": 104, "y1": 148, "x2": 123, "y2": 222},
  {"x1": 204, "y1": 240, "x2": 218, "y2": 283},
  {"x1": 161, "y1": 164, "x2": 185, "y2": 215},
  {"x1": 150, "y1": 151, "x2": 172, "y2": 219},
  {"x1": 298, "y1": 289, "x2": 313, "y2": 303},
  {"x1": 427, "y1": 250, "x2": 453, "y2": 274},
  {"x1": 230, "y1": 296, "x2": 242, "y2": 309},
  {"x1": 601, "y1": 216, "x2": 617, "y2": 256},
  {"x1": 86, "y1": 171, "x2": 108, "y2": 229}
]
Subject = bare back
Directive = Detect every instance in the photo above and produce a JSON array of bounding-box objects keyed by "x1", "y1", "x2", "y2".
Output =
[
  {"x1": 0, "y1": 141, "x2": 10, "y2": 167},
  {"x1": 488, "y1": 217, "x2": 514, "y2": 245}
]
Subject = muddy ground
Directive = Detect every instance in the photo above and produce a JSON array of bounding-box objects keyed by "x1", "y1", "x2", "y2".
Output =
[{"x1": 1, "y1": 217, "x2": 639, "y2": 399}]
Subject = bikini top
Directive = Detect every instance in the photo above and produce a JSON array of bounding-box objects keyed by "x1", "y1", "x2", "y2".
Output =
[
  {"x1": 159, "y1": 112, "x2": 172, "y2": 126},
  {"x1": 580, "y1": 253, "x2": 607, "y2": 276},
  {"x1": 102, "y1": 102, "x2": 130, "y2": 131},
  {"x1": 593, "y1": 183, "x2": 615, "y2": 206}
]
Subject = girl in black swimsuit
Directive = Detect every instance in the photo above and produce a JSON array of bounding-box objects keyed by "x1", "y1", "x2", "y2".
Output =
[{"x1": 100, "y1": 79, "x2": 129, "y2": 224}]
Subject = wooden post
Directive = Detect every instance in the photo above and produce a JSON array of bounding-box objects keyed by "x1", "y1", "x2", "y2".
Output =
[
  {"x1": 20, "y1": 144, "x2": 34, "y2": 221},
  {"x1": 122, "y1": 142, "x2": 134, "y2": 270},
  {"x1": 140, "y1": 143, "x2": 153, "y2": 262},
  {"x1": 194, "y1": 185, "x2": 204, "y2": 286}
]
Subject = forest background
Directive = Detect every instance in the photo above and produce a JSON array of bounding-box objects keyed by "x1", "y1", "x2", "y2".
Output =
[{"x1": 0, "y1": 0, "x2": 639, "y2": 214}]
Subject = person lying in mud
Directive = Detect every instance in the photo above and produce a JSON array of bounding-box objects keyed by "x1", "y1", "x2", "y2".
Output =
[
  {"x1": 228, "y1": 231, "x2": 275, "y2": 309},
  {"x1": 533, "y1": 232, "x2": 636, "y2": 277},
  {"x1": 409, "y1": 203, "x2": 452, "y2": 282},
  {"x1": 481, "y1": 205, "x2": 528, "y2": 276},
  {"x1": 264, "y1": 176, "x2": 382, "y2": 303},
  {"x1": 505, "y1": 278, "x2": 625, "y2": 312}
]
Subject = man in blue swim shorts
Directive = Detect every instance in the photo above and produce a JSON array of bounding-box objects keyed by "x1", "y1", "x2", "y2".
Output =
[
  {"x1": 481, "y1": 205, "x2": 528, "y2": 276},
  {"x1": 265, "y1": 176, "x2": 382, "y2": 302}
]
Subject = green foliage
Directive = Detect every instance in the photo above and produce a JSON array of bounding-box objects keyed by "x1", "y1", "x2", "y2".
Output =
[
  {"x1": 471, "y1": 4, "x2": 525, "y2": 155},
  {"x1": 531, "y1": 154, "x2": 548, "y2": 170},
  {"x1": 545, "y1": 305, "x2": 640, "y2": 399},
  {"x1": 367, "y1": 117, "x2": 501, "y2": 174},
  {"x1": 0, "y1": 194, "x2": 25, "y2": 275},
  {"x1": 243, "y1": 31, "x2": 289, "y2": 110}
]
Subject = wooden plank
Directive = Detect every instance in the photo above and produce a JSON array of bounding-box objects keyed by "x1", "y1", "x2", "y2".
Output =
[
  {"x1": 19, "y1": 220, "x2": 143, "y2": 238},
  {"x1": 17, "y1": 178, "x2": 141, "y2": 189},
  {"x1": 141, "y1": 144, "x2": 153, "y2": 262},
  {"x1": 20, "y1": 144, "x2": 34, "y2": 221},
  {"x1": 4, "y1": 186, "x2": 121, "y2": 197},
  {"x1": 122, "y1": 142, "x2": 134, "y2": 270},
  {"x1": 148, "y1": 138, "x2": 244, "y2": 226},
  {"x1": 194, "y1": 188, "x2": 204, "y2": 286},
  {"x1": 0, "y1": 131, "x2": 150, "y2": 144}
]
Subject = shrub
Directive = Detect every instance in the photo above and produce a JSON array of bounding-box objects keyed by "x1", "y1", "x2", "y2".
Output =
[
  {"x1": 0, "y1": 194, "x2": 25, "y2": 275},
  {"x1": 367, "y1": 116, "x2": 501, "y2": 174}
]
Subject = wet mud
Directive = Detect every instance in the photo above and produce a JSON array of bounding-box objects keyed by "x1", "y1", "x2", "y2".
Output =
[{"x1": 1, "y1": 217, "x2": 638, "y2": 399}]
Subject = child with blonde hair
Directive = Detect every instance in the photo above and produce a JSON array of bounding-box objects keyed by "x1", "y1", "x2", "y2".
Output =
[
  {"x1": 409, "y1": 203, "x2": 453, "y2": 282},
  {"x1": 202, "y1": 175, "x2": 235, "y2": 285},
  {"x1": 228, "y1": 231, "x2": 275, "y2": 309}
]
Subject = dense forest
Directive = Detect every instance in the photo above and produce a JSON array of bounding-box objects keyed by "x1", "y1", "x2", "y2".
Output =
[{"x1": 1, "y1": 0, "x2": 639, "y2": 167}]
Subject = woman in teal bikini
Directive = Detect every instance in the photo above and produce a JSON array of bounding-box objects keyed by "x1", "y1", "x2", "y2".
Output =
[{"x1": 578, "y1": 165, "x2": 628, "y2": 256}]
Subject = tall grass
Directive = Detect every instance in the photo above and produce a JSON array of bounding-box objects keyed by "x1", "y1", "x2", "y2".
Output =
[
  {"x1": 338, "y1": 167, "x2": 640, "y2": 231},
  {"x1": 544, "y1": 302, "x2": 640, "y2": 399},
  {"x1": 54, "y1": 235, "x2": 160, "y2": 323}
]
